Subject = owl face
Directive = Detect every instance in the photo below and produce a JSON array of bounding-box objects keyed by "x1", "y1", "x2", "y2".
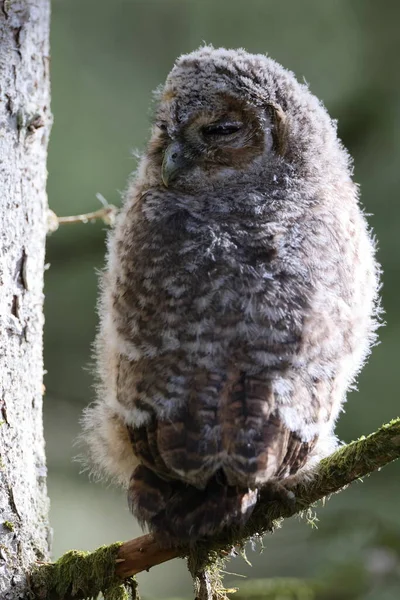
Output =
[
  {"x1": 159, "y1": 96, "x2": 270, "y2": 185},
  {"x1": 146, "y1": 90, "x2": 277, "y2": 193},
  {"x1": 139, "y1": 47, "x2": 347, "y2": 201}
]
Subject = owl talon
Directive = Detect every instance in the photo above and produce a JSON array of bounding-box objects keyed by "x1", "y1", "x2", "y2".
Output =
[
  {"x1": 286, "y1": 490, "x2": 296, "y2": 507},
  {"x1": 263, "y1": 481, "x2": 297, "y2": 509},
  {"x1": 128, "y1": 465, "x2": 257, "y2": 545}
]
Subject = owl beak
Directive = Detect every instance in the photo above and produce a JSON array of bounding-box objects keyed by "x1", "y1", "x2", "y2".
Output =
[{"x1": 161, "y1": 142, "x2": 188, "y2": 187}]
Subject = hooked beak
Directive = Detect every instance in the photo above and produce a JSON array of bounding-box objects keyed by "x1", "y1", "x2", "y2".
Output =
[{"x1": 161, "y1": 142, "x2": 191, "y2": 187}]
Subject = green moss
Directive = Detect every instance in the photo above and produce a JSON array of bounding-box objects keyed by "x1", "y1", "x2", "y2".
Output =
[
  {"x1": 32, "y1": 542, "x2": 139, "y2": 600},
  {"x1": 314, "y1": 417, "x2": 400, "y2": 493},
  {"x1": 3, "y1": 520, "x2": 14, "y2": 531}
]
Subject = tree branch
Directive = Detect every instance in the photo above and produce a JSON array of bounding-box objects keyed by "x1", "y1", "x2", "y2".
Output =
[
  {"x1": 32, "y1": 418, "x2": 400, "y2": 599},
  {"x1": 47, "y1": 196, "x2": 118, "y2": 233}
]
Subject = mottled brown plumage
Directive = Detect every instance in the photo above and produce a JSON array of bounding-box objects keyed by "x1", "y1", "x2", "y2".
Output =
[{"x1": 82, "y1": 46, "x2": 380, "y2": 544}]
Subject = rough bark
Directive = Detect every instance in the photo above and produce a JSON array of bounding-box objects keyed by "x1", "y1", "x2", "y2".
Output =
[{"x1": 0, "y1": 1, "x2": 51, "y2": 598}]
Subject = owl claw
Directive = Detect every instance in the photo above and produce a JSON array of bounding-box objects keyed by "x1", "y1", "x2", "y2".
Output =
[
  {"x1": 286, "y1": 490, "x2": 296, "y2": 507},
  {"x1": 263, "y1": 480, "x2": 297, "y2": 509},
  {"x1": 128, "y1": 465, "x2": 258, "y2": 545}
]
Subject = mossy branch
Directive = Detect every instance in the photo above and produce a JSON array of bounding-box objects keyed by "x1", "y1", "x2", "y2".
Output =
[{"x1": 32, "y1": 419, "x2": 400, "y2": 600}]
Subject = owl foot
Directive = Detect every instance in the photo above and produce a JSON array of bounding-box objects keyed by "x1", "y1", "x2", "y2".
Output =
[
  {"x1": 128, "y1": 465, "x2": 258, "y2": 546},
  {"x1": 262, "y1": 480, "x2": 296, "y2": 509}
]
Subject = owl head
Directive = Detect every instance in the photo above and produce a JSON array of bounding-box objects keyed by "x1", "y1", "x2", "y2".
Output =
[{"x1": 140, "y1": 46, "x2": 351, "y2": 198}]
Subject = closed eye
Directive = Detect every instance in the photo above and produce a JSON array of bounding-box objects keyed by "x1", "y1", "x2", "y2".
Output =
[{"x1": 202, "y1": 121, "x2": 242, "y2": 136}]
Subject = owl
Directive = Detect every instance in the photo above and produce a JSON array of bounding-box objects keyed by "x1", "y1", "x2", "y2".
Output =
[{"x1": 82, "y1": 47, "x2": 379, "y2": 545}]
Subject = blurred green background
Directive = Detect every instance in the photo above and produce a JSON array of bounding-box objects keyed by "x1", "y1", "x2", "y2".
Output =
[{"x1": 45, "y1": 1, "x2": 400, "y2": 598}]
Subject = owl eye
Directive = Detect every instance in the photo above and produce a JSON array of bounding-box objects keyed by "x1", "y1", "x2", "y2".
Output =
[{"x1": 202, "y1": 122, "x2": 242, "y2": 137}]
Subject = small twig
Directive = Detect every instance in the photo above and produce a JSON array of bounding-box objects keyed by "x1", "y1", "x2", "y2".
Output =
[
  {"x1": 57, "y1": 207, "x2": 117, "y2": 226},
  {"x1": 47, "y1": 197, "x2": 118, "y2": 233}
]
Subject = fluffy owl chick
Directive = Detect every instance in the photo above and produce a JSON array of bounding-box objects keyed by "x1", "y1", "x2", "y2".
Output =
[{"x1": 82, "y1": 46, "x2": 380, "y2": 544}]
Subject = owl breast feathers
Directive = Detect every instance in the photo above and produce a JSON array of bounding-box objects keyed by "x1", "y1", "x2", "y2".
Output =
[{"x1": 82, "y1": 46, "x2": 380, "y2": 544}]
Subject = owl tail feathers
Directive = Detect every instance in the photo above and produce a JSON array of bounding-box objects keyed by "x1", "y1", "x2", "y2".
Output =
[{"x1": 128, "y1": 465, "x2": 258, "y2": 546}]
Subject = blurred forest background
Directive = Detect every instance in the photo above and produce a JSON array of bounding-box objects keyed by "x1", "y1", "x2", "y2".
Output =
[{"x1": 45, "y1": 1, "x2": 400, "y2": 598}]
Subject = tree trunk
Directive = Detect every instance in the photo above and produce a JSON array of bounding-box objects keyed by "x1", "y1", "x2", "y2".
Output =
[{"x1": 0, "y1": 1, "x2": 51, "y2": 598}]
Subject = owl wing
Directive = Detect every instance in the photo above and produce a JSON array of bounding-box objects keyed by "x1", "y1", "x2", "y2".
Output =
[
  {"x1": 127, "y1": 365, "x2": 317, "y2": 490},
  {"x1": 126, "y1": 364, "x2": 319, "y2": 541}
]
